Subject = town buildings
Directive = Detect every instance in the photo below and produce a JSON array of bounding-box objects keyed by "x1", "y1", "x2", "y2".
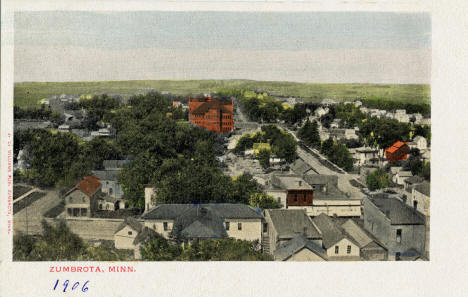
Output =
[
  {"x1": 188, "y1": 96, "x2": 234, "y2": 133},
  {"x1": 363, "y1": 196, "x2": 426, "y2": 260}
]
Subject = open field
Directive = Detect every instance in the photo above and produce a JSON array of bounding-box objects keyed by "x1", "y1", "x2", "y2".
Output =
[{"x1": 14, "y1": 80, "x2": 430, "y2": 107}]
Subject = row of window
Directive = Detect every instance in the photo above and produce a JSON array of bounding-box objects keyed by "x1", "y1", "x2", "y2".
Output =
[
  {"x1": 225, "y1": 222, "x2": 242, "y2": 231},
  {"x1": 67, "y1": 208, "x2": 88, "y2": 217},
  {"x1": 334, "y1": 245, "x2": 353, "y2": 254}
]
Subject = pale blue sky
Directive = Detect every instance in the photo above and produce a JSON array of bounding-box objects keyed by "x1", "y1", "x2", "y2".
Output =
[{"x1": 14, "y1": 11, "x2": 431, "y2": 83}]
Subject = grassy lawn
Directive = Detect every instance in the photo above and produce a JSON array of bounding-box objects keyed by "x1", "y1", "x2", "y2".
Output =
[{"x1": 14, "y1": 80, "x2": 430, "y2": 107}]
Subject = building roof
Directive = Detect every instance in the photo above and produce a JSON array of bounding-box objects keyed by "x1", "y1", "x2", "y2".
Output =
[
  {"x1": 367, "y1": 197, "x2": 425, "y2": 225},
  {"x1": 303, "y1": 174, "x2": 338, "y2": 187},
  {"x1": 103, "y1": 160, "x2": 130, "y2": 170},
  {"x1": 115, "y1": 217, "x2": 143, "y2": 234},
  {"x1": 414, "y1": 181, "x2": 430, "y2": 197},
  {"x1": 76, "y1": 175, "x2": 102, "y2": 196},
  {"x1": 133, "y1": 227, "x2": 159, "y2": 245},
  {"x1": 191, "y1": 99, "x2": 233, "y2": 115},
  {"x1": 311, "y1": 183, "x2": 349, "y2": 201},
  {"x1": 405, "y1": 176, "x2": 425, "y2": 185},
  {"x1": 274, "y1": 234, "x2": 327, "y2": 261},
  {"x1": 92, "y1": 169, "x2": 120, "y2": 181},
  {"x1": 398, "y1": 171, "x2": 413, "y2": 178},
  {"x1": 290, "y1": 159, "x2": 313, "y2": 176},
  {"x1": 267, "y1": 209, "x2": 321, "y2": 240},
  {"x1": 271, "y1": 174, "x2": 312, "y2": 190},
  {"x1": 171, "y1": 206, "x2": 228, "y2": 240},
  {"x1": 140, "y1": 203, "x2": 263, "y2": 220},
  {"x1": 386, "y1": 141, "x2": 408, "y2": 153},
  {"x1": 312, "y1": 214, "x2": 348, "y2": 248},
  {"x1": 340, "y1": 219, "x2": 373, "y2": 248}
]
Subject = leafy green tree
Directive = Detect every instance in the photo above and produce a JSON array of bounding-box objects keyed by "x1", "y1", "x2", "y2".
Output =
[
  {"x1": 177, "y1": 238, "x2": 272, "y2": 261},
  {"x1": 257, "y1": 149, "x2": 271, "y2": 169},
  {"x1": 140, "y1": 236, "x2": 182, "y2": 261},
  {"x1": 421, "y1": 161, "x2": 430, "y2": 181},
  {"x1": 366, "y1": 169, "x2": 390, "y2": 191},
  {"x1": 298, "y1": 120, "x2": 320, "y2": 148},
  {"x1": 249, "y1": 192, "x2": 281, "y2": 209}
]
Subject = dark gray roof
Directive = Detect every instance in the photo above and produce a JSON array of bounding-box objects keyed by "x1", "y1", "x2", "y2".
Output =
[
  {"x1": 368, "y1": 197, "x2": 425, "y2": 225},
  {"x1": 312, "y1": 183, "x2": 348, "y2": 201},
  {"x1": 267, "y1": 209, "x2": 321, "y2": 239},
  {"x1": 133, "y1": 227, "x2": 159, "y2": 245},
  {"x1": 115, "y1": 217, "x2": 142, "y2": 234},
  {"x1": 274, "y1": 234, "x2": 327, "y2": 261},
  {"x1": 140, "y1": 203, "x2": 263, "y2": 220},
  {"x1": 103, "y1": 160, "x2": 130, "y2": 170},
  {"x1": 405, "y1": 176, "x2": 425, "y2": 185},
  {"x1": 290, "y1": 159, "x2": 313, "y2": 176},
  {"x1": 171, "y1": 206, "x2": 228, "y2": 240},
  {"x1": 414, "y1": 181, "x2": 430, "y2": 197},
  {"x1": 92, "y1": 170, "x2": 120, "y2": 181},
  {"x1": 271, "y1": 175, "x2": 312, "y2": 190},
  {"x1": 340, "y1": 219, "x2": 374, "y2": 248},
  {"x1": 312, "y1": 214, "x2": 347, "y2": 248},
  {"x1": 303, "y1": 174, "x2": 338, "y2": 187}
]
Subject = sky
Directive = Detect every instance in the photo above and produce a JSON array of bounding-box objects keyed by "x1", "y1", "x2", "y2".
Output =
[{"x1": 14, "y1": 11, "x2": 431, "y2": 84}]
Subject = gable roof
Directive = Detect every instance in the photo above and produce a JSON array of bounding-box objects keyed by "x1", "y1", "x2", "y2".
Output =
[
  {"x1": 414, "y1": 181, "x2": 430, "y2": 197},
  {"x1": 171, "y1": 206, "x2": 228, "y2": 240},
  {"x1": 274, "y1": 234, "x2": 327, "y2": 261},
  {"x1": 312, "y1": 214, "x2": 359, "y2": 249},
  {"x1": 103, "y1": 160, "x2": 130, "y2": 170},
  {"x1": 92, "y1": 169, "x2": 120, "y2": 181},
  {"x1": 271, "y1": 175, "x2": 312, "y2": 190},
  {"x1": 140, "y1": 203, "x2": 263, "y2": 220},
  {"x1": 367, "y1": 197, "x2": 425, "y2": 225},
  {"x1": 76, "y1": 175, "x2": 102, "y2": 196},
  {"x1": 386, "y1": 141, "x2": 408, "y2": 153},
  {"x1": 191, "y1": 99, "x2": 233, "y2": 115},
  {"x1": 115, "y1": 217, "x2": 143, "y2": 234},
  {"x1": 340, "y1": 219, "x2": 373, "y2": 248},
  {"x1": 290, "y1": 158, "x2": 313, "y2": 175},
  {"x1": 267, "y1": 209, "x2": 321, "y2": 240},
  {"x1": 133, "y1": 227, "x2": 159, "y2": 245}
]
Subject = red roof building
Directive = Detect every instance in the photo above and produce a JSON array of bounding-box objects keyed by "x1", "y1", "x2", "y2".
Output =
[
  {"x1": 189, "y1": 96, "x2": 234, "y2": 133},
  {"x1": 385, "y1": 141, "x2": 409, "y2": 162}
]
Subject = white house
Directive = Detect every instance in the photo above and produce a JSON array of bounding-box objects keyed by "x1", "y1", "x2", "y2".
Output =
[
  {"x1": 393, "y1": 171, "x2": 413, "y2": 185},
  {"x1": 312, "y1": 214, "x2": 360, "y2": 260},
  {"x1": 409, "y1": 136, "x2": 428, "y2": 151}
]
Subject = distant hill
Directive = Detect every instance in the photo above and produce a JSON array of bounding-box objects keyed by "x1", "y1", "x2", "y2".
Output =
[{"x1": 14, "y1": 79, "x2": 430, "y2": 107}]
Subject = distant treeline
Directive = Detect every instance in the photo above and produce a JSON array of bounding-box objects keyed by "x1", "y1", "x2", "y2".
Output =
[
  {"x1": 14, "y1": 106, "x2": 62, "y2": 123},
  {"x1": 361, "y1": 96, "x2": 431, "y2": 115}
]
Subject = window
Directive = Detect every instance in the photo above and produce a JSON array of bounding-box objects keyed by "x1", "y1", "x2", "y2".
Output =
[
  {"x1": 153, "y1": 224, "x2": 156, "y2": 231},
  {"x1": 294, "y1": 194, "x2": 298, "y2": 202},
  {"x1": 81, "y1": 208, "x2": 87, "y2": 216},
  {"x1": 413, "y1": 200, "x2": 418, "y2": 210},
  {"x1": 263, "y1": 223, "x2": 268, "y2": 233},
  {"x1": 225, "y1": 222, "x2": 230, "y2": 231},
  {"x1": 73, "y1": 208, "x2": 79, "y2": 217},
  {"x1": 396, "y1": 229, "x2": 402, "y2": 243},
  {"x1": 347, "y1": 245, "x2": 352, "y2": 254},
  {"x1": 128, "y1": 231, "x2": 133, "y2": 235},
  {"x1": 238, "y1": 222, "x2": 242, "y2": 230},
  {"x1": 335, "y1": 246, "x2": 339, "y2": 254},
  {"x1": 396, "y1": 252, "x2": 401, "y2": 261},
  {"x1": 67, "y1": 208, "x2": 72, "y2": 216},
  {"x1": 277, "y1": 197, "x2": 281, "y2": 203},
  {"x1": 163, "y1": 222, "x2": 168, "y2": 231}
]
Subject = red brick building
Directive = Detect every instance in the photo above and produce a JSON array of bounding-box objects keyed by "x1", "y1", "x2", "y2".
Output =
[
  {"x1": 189, "y1": 96, "x2": 234, "y2": 133},
  {"x1": 385, "y1": 141, "x2": 409, "y2": 162}
]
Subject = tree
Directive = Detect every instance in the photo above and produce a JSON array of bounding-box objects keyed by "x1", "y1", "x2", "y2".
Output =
[
  {"x1": 249, "y1": 192, "x2": 281, "y2": 209},
  {"x1": 177, "y1": 238, "x2": 271, "y2": 261},
  {"x1": 366, "y1": 169, "x2": 390, "y2": 191},
  {"x1": 298, "y1": 120, "x2": 320, "y2": 148},
  {"x1": 140, "y1": 235, "x2": 182, "y2": 261},
  {"x1": 421, "y1": 161, "x2": 430, "y2": 181},
  {"x1": 257, "y1": 149, "x2": 271, "y2": 169}
]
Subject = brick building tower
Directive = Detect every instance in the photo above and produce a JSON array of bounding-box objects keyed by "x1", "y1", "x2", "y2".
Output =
[{"x1": 188, "y1": 96, "x2": 234, "y2": 133}]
